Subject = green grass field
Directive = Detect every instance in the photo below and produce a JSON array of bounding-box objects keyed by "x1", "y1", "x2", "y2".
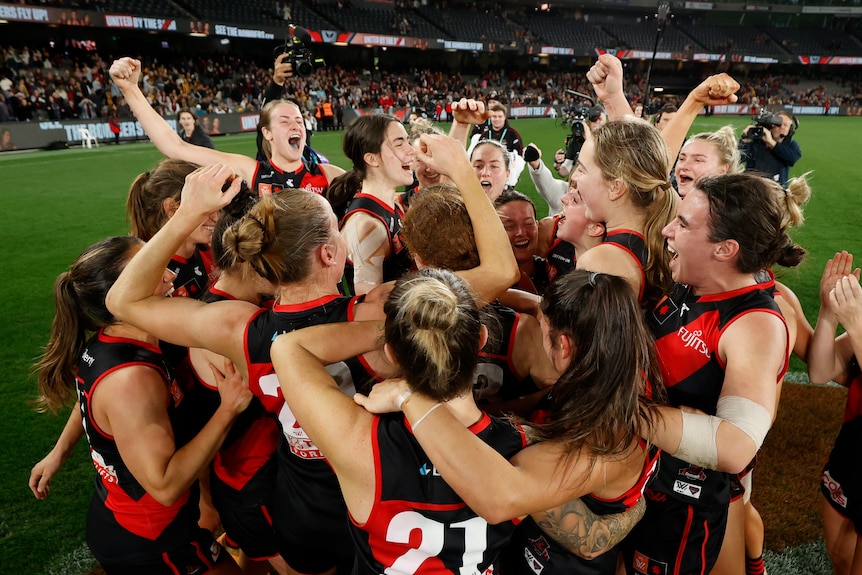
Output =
[{"x1": 1, "y1": 116, "x2": 859, "y2": 573}]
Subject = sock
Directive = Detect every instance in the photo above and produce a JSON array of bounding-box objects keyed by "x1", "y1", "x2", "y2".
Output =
[{"x1": 746, "y1": 554, "x2": 766, "y2": 575}]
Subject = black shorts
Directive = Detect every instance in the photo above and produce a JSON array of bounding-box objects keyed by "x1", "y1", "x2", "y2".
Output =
[
  {"x1": 210, "y1": 455, "x2": 280, "y2": 560},
  {"x1": 619, "y1": 488, "x2": 727, "y2": 575},
  {"x1": 276, "y1": 529, "x2": 356, "y2": 574},
  {"x1": 99, "y1": 527, "x2": 226, "y2": 575},
  {"x1": 821, "y1": 418, "x2": 862, "y2": 535}
]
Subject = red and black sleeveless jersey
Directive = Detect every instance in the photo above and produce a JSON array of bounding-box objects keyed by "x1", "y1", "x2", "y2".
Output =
[
  {"x1": 75, "y1": 330, "x2": 201, "y2": 565},
  {"x1": 252, "y1": 158, "x2": 330, "y2": 196},
  {"x1": 647, "y1": 279, "x2": 788, "y2": 508},
  {"x1": 341, "y1": 193, "x2": 414, "y2": 294},
  {"x1": 498, "y1": 441, "x2": 660, "y2": 575},
  {"x1": 244, "y1": 295, "x2": 380, "y2": 528},
  {"x1": 474, "y1": 302, "x2": 539, "y2": 404},
  {"x1": 544, "y1": 215, "x2": 576, "y2": 282},
  {"x1": 603, "y1": 230, "x2": 648, "y2": 303},
  {"x1": 350, "y1": 412, "x2": 527, "y2": 575},
  {"x1": 174, "y1": 288, "x2": 281, "y2": 492},
  {"x1": 167, "y1": 244, "x2": 219, "y2": 300}
]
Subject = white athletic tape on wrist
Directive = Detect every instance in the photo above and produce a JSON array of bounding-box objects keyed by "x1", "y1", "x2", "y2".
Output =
[
  {"x1": 716, "y1": 395, "x2": 772, "y2": 451},
  {"x1": 675, "y1": 410, "x2": 721, "y2": 469}
]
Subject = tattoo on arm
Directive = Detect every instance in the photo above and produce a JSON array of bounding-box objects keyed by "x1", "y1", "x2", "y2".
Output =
[{"x1": 531, "y1": 497, "x2": 646, "y2": 560}]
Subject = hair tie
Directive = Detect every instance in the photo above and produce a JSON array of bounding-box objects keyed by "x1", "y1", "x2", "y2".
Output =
[
  {"x1": 783, "y1": 187, "x2": 790, "y2": 197},
  {"x1": 588, "y1": 271, "x2": 600, "y2": 288}
]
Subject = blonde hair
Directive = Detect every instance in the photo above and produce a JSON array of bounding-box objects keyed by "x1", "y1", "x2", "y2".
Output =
[
  {"x1": 779, "y1": 171, "x2": 812, "y2": 229},
  {"x1": 686, "y1": 125, "x2": 741, "y2": 173},
  {"x1": 592, "y1": 118, "x2": 678, "y2": 307},
  {"x1": 384, "y1": 269, "x2": 482, "y2": 400},
  {"x1": 221, "y1": 192, "x2": 333, "y2": 284}
]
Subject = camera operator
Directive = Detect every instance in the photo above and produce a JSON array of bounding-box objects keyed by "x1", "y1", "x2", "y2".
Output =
[
  {"x1": 739, "y1": 110, "x2": 801, "y2": 186},
  {"x1": 555, "y1": 105, "x2": 606, "y2": 178}
]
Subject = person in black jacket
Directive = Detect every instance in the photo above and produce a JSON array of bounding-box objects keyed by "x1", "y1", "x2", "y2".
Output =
[
  {"x1": 739, "y1": 110, "x2": 801, "y2": 187},
  {"x1": 177, "y1": 108, "x2": 214, "y2": 149}
]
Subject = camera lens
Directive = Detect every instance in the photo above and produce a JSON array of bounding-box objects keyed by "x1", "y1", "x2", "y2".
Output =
[{"x1": 296, "y1": 61, "x2": 313, "y2": 76}]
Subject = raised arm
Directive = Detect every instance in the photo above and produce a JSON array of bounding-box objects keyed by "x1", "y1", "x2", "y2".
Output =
[
  {"x1": 416, "y1": 133, "x2": 519, "y2": 302},
  {"x1": 810, "y1": 252, "x2": 860, "y2": 384},
  {"x1": 650, "y1": 311, "x2": 787, "y2": 474},
  {"x1": 585, "y1": 54, "x2": 632, "y2": 120},
  {"x1": 660, "y1": 73, "x2": 740, "y2": 175},
  {"x1": 106, "y1": 164, "x2": 256, "y2": 367},
  {"x1": 526, "y1": 143, "x2": 568, "y2": 214},
  {"x1": 449, "y1": 98, "x2": 488, "y2": 149},
  {"x1": 109, "y1": 58, "x2": 258, "y2": 182}
]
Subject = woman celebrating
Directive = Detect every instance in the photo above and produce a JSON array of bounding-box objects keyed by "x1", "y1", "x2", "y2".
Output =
[
  {"x1": 622, "y1": 173, "x2": 802, "y2": 575},
  {"x1": 33, "y1": 236, "x2": 250, "y2": 575},
  {"x1": 177, "y1": 107, "x2": 215, "y2": 149},
  {"x1": 109, "y1": 57, "x2": 343, "y2": 197},
  {"x1": 272, "y1": 269, "x2": 529, "y2": 575},
  {"x1": 127, "y1": 158, "x2": 221, "y2": 298},
  {"x1": 354, "y1": 269, "x2": 666, "y2": 575},
  {"x1": 106, "y1": 134, "x2": 517, "y2": 575},
  {"x1": 571, "y1": 118, "x2": 677, "y2": 309},
  {"x1": 808, "y1": 251, "x2": 862, "y2": 575},
  {"x1": 674, "y1": 126, "x2": 740, "y2": 198},
  {"x1": 327, "y1": 114, "x2": 417, "y2": 295},
  {"x1": 471, "y1": 139, "x2": 513, "y2": 202}
]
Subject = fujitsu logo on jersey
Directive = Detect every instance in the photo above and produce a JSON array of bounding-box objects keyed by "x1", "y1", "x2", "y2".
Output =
[
  {"x1": 302, "y1": 184, "x2": 325, "y2": 194},
  {"x1": 677, "y1": 326, "x2": 710, "y2": 358}
]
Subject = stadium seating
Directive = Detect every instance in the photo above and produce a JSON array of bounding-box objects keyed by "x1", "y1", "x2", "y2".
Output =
[{"x1": 508, "y1": 11, "x2": 614, "y2": 51}]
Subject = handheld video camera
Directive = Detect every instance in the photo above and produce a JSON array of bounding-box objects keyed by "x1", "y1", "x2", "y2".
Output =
[
  {"x1": 748, "y1": 109, "x2": 784, "y2": 140},
  {"x1": 564, "y1": 105, "x2": 602, "y2": 146},
  {"x1": 274, "y1": 25, "x2": 324, "y2": 77}
]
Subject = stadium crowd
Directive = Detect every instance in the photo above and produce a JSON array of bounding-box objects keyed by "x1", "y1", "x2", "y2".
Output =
[{"x1": 3, "y1": 40, "x2": 862, "y2": 126}]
